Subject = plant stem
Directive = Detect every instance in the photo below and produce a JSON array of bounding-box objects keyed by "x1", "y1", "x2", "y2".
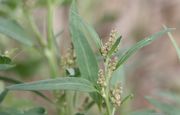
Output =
[
  {"x1": 112, "y1": 107, "x2": 116, "y2": 115},
  {"x1": 44, "y1": 48, "x2": 58, "y2": 78},
  {"x1": 104, "y1": 57, "x2": 112, "y2": 115},
  {"x1": 65, "y1": 91, "x2": 74, "y2": 115},
  {"x1": 22, "y1": 6, "x2": 45, "y2": 48},
  {"x1": 104, "y1": 94, "x2": 112, "y2": 115},
  {"x1": 47, "y1": 0, "x2": 54, "y2": 49},
  {"x1": 46, "y1": 0, "x2": 59, "y2": 78}
]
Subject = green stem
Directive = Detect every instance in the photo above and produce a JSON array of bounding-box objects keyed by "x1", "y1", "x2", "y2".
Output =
[
  {"x1": 46, "y1": 0, "x2": 59, "y2": 78},
  {"x1": 22, "y1": 6, "x2": 45, "y2": 48},
  {"x1": 104, "y1": 94, "x2": 112, "y2": 115},
  {"x1": 104, "y1": 57, "x2": 112, "y2": 115},
  {"x1": 47, "y1": 0, "x2": 54, "y2": 49},
  {"x1": 44, "y1": 48, "x2": 58, "y2": 78},
  {"x1": 65, "y1": 91, "x2": 74, "y2": 115},
  {"x1": 112, "y1": 107, "x2": 116, "y2": 115}
]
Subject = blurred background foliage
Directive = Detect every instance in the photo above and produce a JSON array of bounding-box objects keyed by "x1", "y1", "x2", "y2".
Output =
[{"x1": 0, "y1": 0, "x2": 180, "y2": 114}]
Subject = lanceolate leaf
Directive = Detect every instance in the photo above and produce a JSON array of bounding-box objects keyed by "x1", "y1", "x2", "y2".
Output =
[
  {"x1": 7, "y1": 77, "x2": 97, "y2": 92},
  {"x1": 0, "y1": 18, "x2": 33, "y2": 46},
  {"x1": 108, "y1": 36, "x2": 122, "y2": 56},
  {"x1": 69, "y1": 1, "x2": 102, "y2": 106},
  {"x1": 0, "y1": 76, "x2": 52, "y2": 103},
  {"x1": 69, "y1": 3, "x2": 101, "y2": 50},
  {"x1": 82, "y1": 22, "x2": 102, "y2": 50},
  {"x1": 69, "y1": 0, "x2": 99, "y2": 84},
  {"x1": 116, "y1": 28, "x2": 174, "y2": 69}
]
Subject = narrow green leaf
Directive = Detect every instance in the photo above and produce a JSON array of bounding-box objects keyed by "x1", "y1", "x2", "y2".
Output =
[
  {"x1": 82, "y1": 22, "x2": 102, "y2": 49},
  {"x1": 146, "y1": 97, "x2": 180, "y2": 115},
  {"x1": 0, "y1": 76, "x2": 52, "y2": 103},
  {"x1": 165, "y1": 27, "x2": 180, "y2": 60},
  {"x1": 69, "y1": 0, "x2": 102, "y2": 106},
  {"x1": 0, "y1": 76, "x2": 21, "y2": 84},
  {"x1": 0, "y1": 18, "x2": 33, "y2": 46},
  {"x1": 69, "y1": 3, "x2": 101, "y2": 50},
  {"x1": 0, "y1": 89, "x2": 8, "y2": 104},
  {"x1": 69, "y1": 0, "x2": 99, "y2": 84},
  {"x1": 107, "y1": 36, "x2": 122, "y2": 56},
  {"x1": 121, "y1": 93, "x2": 134, "y2": 105},
  {"x1": 7, "y1": 77, "x2": 97, "y2": 92},
  {"x1": 116, "y1": 28, "x2": 174, "y2": 69}
]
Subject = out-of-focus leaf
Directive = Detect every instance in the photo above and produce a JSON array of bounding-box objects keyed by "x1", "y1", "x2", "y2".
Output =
[
  {"x1": 116, "y1": 28, "x2": 174, "y2": 69},
  {"x1": 165, "y1": 27, "x2": 180, "y2": 60},
  {"x1": 0, "y1": 76, "x2": 52, "y2": 103},
  {"x1": 130, "y1": 110, "x2": 159, "y2": 115},
  {"x1": 0, "y1": 89, "x2": 8, "y2": 104},
  {"x1": 0, "y1": 55, "x2": 11, "y2": 64},
  {"x1": 24, "y1": 107, "x2": 46, "y2": 115},
  {"x1": 121, "y1": 94, "x2": 134, "y2": 105},
  {"x1": 158, "y1": 91, "x2": 180, "y2": 104},
  {"x1": 7, "y1": 77, "x2": 98, "y2": 92},
  {"x1": 0, "y1": 55, "x2": 15, "y2": 70},
  {"x1": 0, "y1": 0, "x2": 21, "y2": 9},
  {"x1": 0, "y1": 76, "x2": 21, "y2": 84},
  {"x1": 0, "y1": 107, "x2": 46, "y2": 115},
  {"x1": 146, "y1": 97, "x2": 180, "y2": 115},
  {"x1": 0, "y1": 18, "x2": 33, "y2": 46},
  {"x1": 69, "y1": 0, "x2": 102, "y2": 106},
  {"x1": 0, "y1": 64, "x2": 15, "y2": 70},
  {"x1": 0, "y1": 108, "x2": 23, "y2": 115}
]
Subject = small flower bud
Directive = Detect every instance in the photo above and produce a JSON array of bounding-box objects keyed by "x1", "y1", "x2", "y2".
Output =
[
  {"x1": 100, "y1": 28, "x2": 120, "y2": 57},
  {"x1": 110, "y1": 83, "x2": 123, "y2": 107},
  {"x1": 108, "y1": 57, "x2": 118, "y2": 72},
  {"x1": 97, "y1": 69, "x2": 106, "y2": 87}
]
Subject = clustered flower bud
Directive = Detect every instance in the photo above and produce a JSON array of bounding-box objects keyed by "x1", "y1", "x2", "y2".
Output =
[
  {"x1": 108, "y1": 57, "x2": 118, "y2": 72},
  {"x1": 101, "y1": 29, "x2": 119, "y2": 57},
  {"x1": 61, "y1": 48, "x2": 76, "y2": 67},
  {"x1": 97, "y1": 69, "x2": 106, "y2": 87},
  {"x1": 110, "y1": 83, "x2": 123, "y2": 107}
]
